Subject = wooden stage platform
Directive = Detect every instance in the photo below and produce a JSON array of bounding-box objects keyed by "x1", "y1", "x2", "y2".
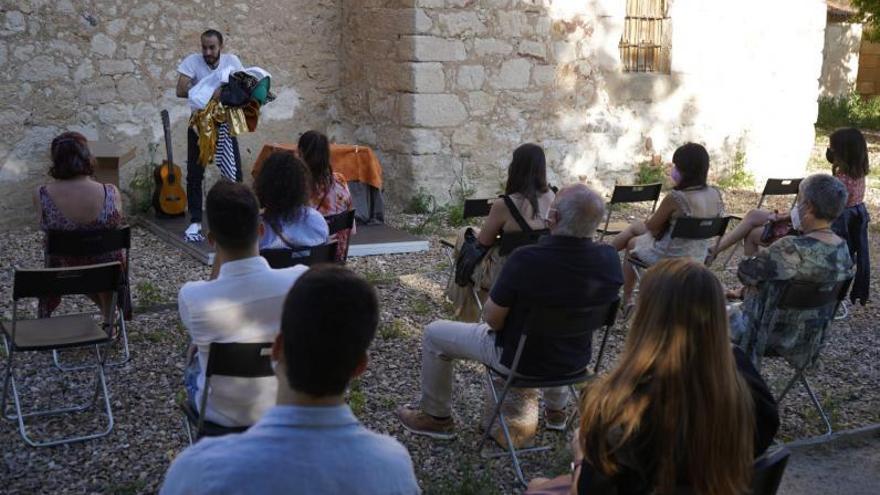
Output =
[{"x1": 141, "y1": 216, "x2": 429, "y2": 265}]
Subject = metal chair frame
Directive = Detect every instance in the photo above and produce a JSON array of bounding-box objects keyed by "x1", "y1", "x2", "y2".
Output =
[
  {"x1": 324, "y1": 210, "x2": 356, "y2": 261},
  {"x1": 45, "y1": 226, "x2": 132, "y2": 369},
  {"x1": 750, "y1": 447, "x2": 791, "y2": 495},
  {"x1": 480, "y1": 301, "x2": 619, "y2": 486},
  {"x1": 1, "y1": 263, "x2": 121, "y2": 447},
  {"x1": 260, "y1": 241, "x2": 339, "y2": 269},
  {"x1": 764, "y1": 278, "x2": 852, "y2": 436},
  {"x1": 597, "y1": 183, "x2": 663, "y2": 241},
  {"x1": 181, "y1": 341, "x2": 275, "y2": 443}
]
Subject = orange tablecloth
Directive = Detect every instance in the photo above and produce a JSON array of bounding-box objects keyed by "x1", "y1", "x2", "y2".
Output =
[{"x1": 252, "y1": 143, "x2": 383, "y2": 190}]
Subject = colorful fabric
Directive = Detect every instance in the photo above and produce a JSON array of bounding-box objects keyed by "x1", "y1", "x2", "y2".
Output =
[
  {"x1": 730, "y1": 236, "x2": 854, "y2": 370},
  {"x1": 312, "y1": 173, "x2": 355, "y2": 261},
  {"x1": 190, "y1": 100, "x2": 250, "y2": 167},
  {"x1": 834, "y1": 172, "x2": 866, "y2": 207},
  {"x1": 214, "y1": 122, "x2": 238, "y2": 181},
  {"x1": 39, "y1": 184, "x2": 125, "y2": 317}
]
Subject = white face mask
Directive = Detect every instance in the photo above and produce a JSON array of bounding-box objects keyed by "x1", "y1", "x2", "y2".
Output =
[{"x1": 791, "y1": 204, "x2": 802, "y2": 231}]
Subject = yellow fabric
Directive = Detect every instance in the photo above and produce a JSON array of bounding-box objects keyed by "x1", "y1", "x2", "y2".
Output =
[{"x1": 189, "y1": 100, "x2": 251, "y2": 167}]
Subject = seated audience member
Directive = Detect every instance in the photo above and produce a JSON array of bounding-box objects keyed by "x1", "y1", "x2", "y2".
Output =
[
  {"x1": 397, "y1": 184, "x2": 622, "y2": 438},
  {"x1": 255, "y1": 151, "x2": 329, "y2": 252},
  {"x1": 179, "y1": 181, "x2": 308, "y2": 428},
  {"x1": 35, "y1": 131, "x2": 125, "y2": 319},
  {"x1": 299, "y1": 130, "x2": 354, "y2": 261},
  {"x1": 163, "y1": 266, "x2": 420, "y2": 495},
  {"x1": 529, "y1": 259, "x2": 779, "y2": 495},
  {"x1": 730, "y1": 174, "x2": 854, "y2": 370},
  {"x1": 709, "y1": 128, "x2": 868, "y2": 278},
  {"x1": 447, "y1": 143, "x2": 556, "y2": 322},
  {"x1": 610, "y1": 142, "x2": 725, "y2": 307}
]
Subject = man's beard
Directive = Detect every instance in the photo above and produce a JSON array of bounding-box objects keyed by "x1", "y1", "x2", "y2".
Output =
[{"x1": 203, "y1": 55, "x2": 219, "y2": 67}]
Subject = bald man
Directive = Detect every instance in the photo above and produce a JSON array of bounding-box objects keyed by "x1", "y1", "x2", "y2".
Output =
[{"x1": 397, "y1": 184, "x2": 624, "y2": 438}]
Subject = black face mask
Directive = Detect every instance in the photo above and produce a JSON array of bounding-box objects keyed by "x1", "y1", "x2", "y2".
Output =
[{"x1": 826, "y1": 148, "x2": 835, "y2": 164}]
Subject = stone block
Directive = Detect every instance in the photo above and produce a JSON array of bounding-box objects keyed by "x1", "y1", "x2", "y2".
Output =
[
  {"x1": 438, "y1": 12, "x2": 487, "y2": 36},
  {"x1": 452, "y1": 123, "x2": 482, "y2": 147},
  {"x1": 99, "y1": 59, "x2": 135, "y2": 75},
  {"x1": 517, "y1": 40, "x2": 546, "y2": 60},
  {"x1": 400, "y1": 93, "x2": 467, "y2": 127},
  {"x1": 117, "y1": 75, "x2": 152, "y2": 100},
  {"x1": 20, "y1": 56, "x2": 68, "y2": 82},
  {"x1": 494, "y1": 11, "x2": 530, "y2": 37},
  {"x1": 466, "y1": 91, "x2": 496, "y2": 116},
  {"x1": 411, "y1": 62, "x2": 446, "y2": 92},
  {"x1": 457, "y1": 65, "x2": 486, "y2": 90},
  {"x1": 415, "y1": 9, "x2": 433, "y2": 32},
  {"x1": 397, "y1": 128, "x2": 444, "y2": 154},
  {"x1": 553, "y1": 41, "x2": 577, "y2": 64},
  {"x1": 400, "y1": 36, "x2": 467, "y2": 61},
  {"x1": 74, "y1": 59, "x2": 94, "y2": 84},
  {"x1": 532, "y1": 65, "x2": 556, "y2": 87},
  {"x1": 490, "y1": 58, "x2": 532, "y2": 89},
  {"x1": 4, "y1": 11, "x2": 26, "y2": 33},
  {"x1": 126, "y1": 41, "x2": 145, "y2": 59},
  {"x1": 473, "y1": 38, "x2": 513, "y2": 56},
  {"x1": 107, "y1": 19, "x2": 127, "y2": 37},
  {"x1": 90, "y1": 33, "x2": 117, "y2": 57}
]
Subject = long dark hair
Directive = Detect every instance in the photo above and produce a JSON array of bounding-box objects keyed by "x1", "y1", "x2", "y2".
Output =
[
  {"x1": 255, "y1": 152, "x2": 310, "y2": 227},
  {"x1": 829, "y1": 127, "x2": 869, "y2": 179},
  {"x1": 504, "y1": 143, "x2": 549, "y2": 218},
  {"x1": 298, "y1": 130, "x2": 333, "y2": 194},
  {"x1": 49, "y1": 132, "x2": 94, "y2": 180},
  {"x1": 672, "y1": 142, "x2": 710, "y2": 190}
]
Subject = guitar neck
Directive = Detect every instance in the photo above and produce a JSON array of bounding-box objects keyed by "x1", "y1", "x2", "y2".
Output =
[{"x1": 161, "y1": 110, "x2": 174, "y2": 172}]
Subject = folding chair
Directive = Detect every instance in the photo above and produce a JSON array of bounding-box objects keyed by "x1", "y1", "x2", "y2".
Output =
[
  {"x1": 324, "y1": 210, "x2": 356, "y2": 261},
  {"x1": 721, "y1": 178, "x2": 802, "y2": 269},
  {"x1": 1, "y1": 262, "x2": 121, "y2": 447},
  {"x1": 751, "y1": 447, "x2": 791, "y2": 495},
  {"x1": 764, "y1": 277, "x2": 852, "y2": 436},
  {"x1": 480, "y1": 300, "x2": 620, "y2": 487},
  {"x1": 45, "y1": 226, "x2": 132, "y2": 368},
  {"x1": 181, "y1": 342, "x2": 274, "y2": 443},
  {"x1": 260, "y1": 242, "x2": 339, "y2": 269},
  {"x1": 596, "y1": 183, "x2": 663, "y2": 241}
]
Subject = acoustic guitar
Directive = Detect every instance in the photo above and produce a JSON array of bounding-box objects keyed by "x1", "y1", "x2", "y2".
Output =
[{"x1": 152, "y1": 109, "x2": 187, "y2": 217}]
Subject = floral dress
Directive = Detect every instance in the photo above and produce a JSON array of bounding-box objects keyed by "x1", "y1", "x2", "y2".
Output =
[
  {"x1": 311, "y1": 172, "x2": 355, "y2": 261},
  {"x1": 730, "y1": 236, "x2": 853, "y2": 370},
  {"x1": 39, "y1": 184, "x2": 126, "y2": 317}
]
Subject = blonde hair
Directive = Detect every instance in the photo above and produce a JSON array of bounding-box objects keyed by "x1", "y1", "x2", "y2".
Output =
[{"x1": 579, "y1": 258, "x2": 755, "y2": 495}]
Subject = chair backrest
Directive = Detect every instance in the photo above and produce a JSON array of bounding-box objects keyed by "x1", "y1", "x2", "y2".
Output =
[
  {"x1": 45, "y1": 226, "x2": 131, "y2": 257},
  {"x1": 498, "y1": 229, "x2": 548, "y2": 256},
  {"x1": 205, "y1": 342, "x2": 275, "y2": 378},
  {"x1": 750, "y1": 447, "x2": 791, "y2": 495},
  {"x1": 609, "y1": 183, "x2": 663, "y2": 208},
  {"x1": 761, "y1": 178, "x2": 802, "y2": 197},
  {"x1": 522, "y1": 300, "x2": 620, "y2": 339},
  {"x1": 776, "y1": 278, "x2": 852, "y2": 310},
  {"x1": 260, "y1": 242, "x2": 339, "y2": 269},
  {"x1": 325, "y1": 210, "x2": 355, "y2": 236},
  {"x1": 670, "y1": 216, "x2": 731, "y2": 240},
  {"x1": 13, "y1": 262, "x2": 123, "y2": 300},
  {"x1": 463, "y1": 198, "x2": 495, "y2": 219}
]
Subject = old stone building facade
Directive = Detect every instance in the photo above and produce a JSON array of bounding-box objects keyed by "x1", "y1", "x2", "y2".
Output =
[{"x1": 0, "y1": 0, "x2": 829, "y2": 227}]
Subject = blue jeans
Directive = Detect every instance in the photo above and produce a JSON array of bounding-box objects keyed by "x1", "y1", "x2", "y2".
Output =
[{"x1": 184, "y1": 354, "x2": 201, "y2": 410}]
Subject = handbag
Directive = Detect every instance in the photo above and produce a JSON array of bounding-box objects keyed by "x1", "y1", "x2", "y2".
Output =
[
  {"x1": 454, "y1": 227, "x2": 488, "y2": 287},
  {"x1": 760, "y1": 218, "x2": 796, "y2": 245}
]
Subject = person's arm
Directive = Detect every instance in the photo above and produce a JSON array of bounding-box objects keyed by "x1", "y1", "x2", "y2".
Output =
[
  {"x1": 737, "y1": 237, "x2": 799, "y2": 288},
  {"x1": 482, "y1": 297, "x2": 509, "y2": 331},
  {"x1": 477, "y1": 198, "x2": 508, "y2": 247},
  {"x1": 176, "y1": 74, "x2": 193, "y2": 98},
  {"x1": 642, "y1": 194, "x2": 677, "y2": 238}
]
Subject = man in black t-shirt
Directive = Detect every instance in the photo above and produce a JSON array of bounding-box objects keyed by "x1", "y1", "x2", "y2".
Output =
[{"x1": 397, "y1": 184, "x2": 623, "y2": 439}]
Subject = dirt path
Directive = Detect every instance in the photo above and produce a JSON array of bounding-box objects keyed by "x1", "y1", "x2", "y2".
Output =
[{"x1": 779, "y1": 432, "x2": 880, "y2": 495}]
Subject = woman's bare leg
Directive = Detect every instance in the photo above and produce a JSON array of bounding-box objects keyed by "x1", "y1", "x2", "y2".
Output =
[
  {"x1": 713, "y1": 209, "x2": 774, "y2": 255},
  {"x1": 621, "y1": 236, "x2": 640, "y2": 305},
  {"x1": 743, "y1": 225, "x2": 765, "y2": 256},
  {"x1": 610, "y1": 220, "x2": 648, "y2": 251}
]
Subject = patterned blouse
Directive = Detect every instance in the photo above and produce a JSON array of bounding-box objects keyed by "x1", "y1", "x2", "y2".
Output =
[
  {"x1": 730, "y1": 236, "x2": 853, "y2": 370},
  {"x1": 834, "y1": 172, "x2": 866, "y2": 207},
  {"x1": 311, "y1": 172, "x2": 355, "y2": 261}
]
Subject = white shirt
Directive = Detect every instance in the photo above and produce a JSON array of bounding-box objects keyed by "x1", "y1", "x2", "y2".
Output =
[
  {"x1": 178, "y1": 256, "x2": 307, "y2": 426},
  {"x1": 177, "y1": 52, "x2": 243, "y2": 85}
]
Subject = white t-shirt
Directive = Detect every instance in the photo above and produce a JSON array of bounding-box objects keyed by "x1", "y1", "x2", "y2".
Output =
[
  {"x1": 178, "y1": 256, "x2": 307, "y2": 427},
  {"x1": 177, "y1": 52, "x2": 243, "y2": 85}
]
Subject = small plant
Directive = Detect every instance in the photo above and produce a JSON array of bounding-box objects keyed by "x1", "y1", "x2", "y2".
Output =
[
  {"x1": 126, "y1": 143, "x2": 159, "y2": 215},
  {"x1": 635, "y1": 160, "x2": 666, "y2": 186},
  {"x1": 362, "y1": 268, "x2": 397, "y2": 286},
  {"x1": 717, "y1": 148, "x2": 755, "y2": 190},
  {"x1": 379, "y1": 319, "x2": 409, "y2": 340},
  {"x1": 817, "y1": 92, "x2": 880, "y2": 130},
  {"x1": 135, "y1": 281, "x2": 164, "y2": 309},
  {"x1": 409, "y1": 298, "x2": 433, "y2": 316},
  {"x1": 405, "y1": 187, "x2": 434, "y2": 215},
  {"x1": 347, "y1": 378, "x2": 366, "y2": 416}
]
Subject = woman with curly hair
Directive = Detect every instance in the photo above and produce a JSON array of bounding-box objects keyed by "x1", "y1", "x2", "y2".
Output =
[{"x1": 254, "y1": 152, "x2": 328, "y2": 252}]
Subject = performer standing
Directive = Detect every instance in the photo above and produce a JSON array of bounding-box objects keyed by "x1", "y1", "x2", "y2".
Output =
[{"x1": 176, "y1": 29, "x2": 244, "y2": 241}]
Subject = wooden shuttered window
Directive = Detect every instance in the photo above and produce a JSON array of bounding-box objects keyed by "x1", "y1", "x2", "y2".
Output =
[{"x1": 620, "y1": 0, "x2": 671, "y2": 73}]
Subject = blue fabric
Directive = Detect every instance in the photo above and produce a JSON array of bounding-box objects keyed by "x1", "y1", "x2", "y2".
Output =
[
  {"x1": 184, "y1": 355, "x2": 200, "y2": 409},
  {"x1": 161, "y1": 405, "x2": 420, "y2": 495},
  {"x1": 259, "y1": 207, "x2": 329, "y2": 252},
  {"x1": 831, "y1": 203, "x2": 870, "y2": 305}
]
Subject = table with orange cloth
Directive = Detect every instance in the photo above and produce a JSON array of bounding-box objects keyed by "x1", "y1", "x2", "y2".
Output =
[{"x1": 252, "y1": 142, "x2": 385, "y2": 223}]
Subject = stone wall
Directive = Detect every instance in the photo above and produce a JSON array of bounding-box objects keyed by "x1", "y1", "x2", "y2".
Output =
[
  {"x1": 820, "y1": 21, "x2": 863, "y2": 97},
  {"x1": 0, "y1": 0, "x2": 343, "y2": 228}
]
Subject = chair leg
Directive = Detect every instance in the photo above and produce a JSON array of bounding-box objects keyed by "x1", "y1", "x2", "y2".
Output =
[
  {"x1": 801, "y1": 375, "x2": 833, "y2": 436},
  {"x1": 53, "y1": 317, "x2": 130, "y2": 371},
  {"x1": 594, "y1": 324, "x2": 612, "y2": 373},
  {"x1": 182, "y1": 415, "x2": 195, "y2": 445}
]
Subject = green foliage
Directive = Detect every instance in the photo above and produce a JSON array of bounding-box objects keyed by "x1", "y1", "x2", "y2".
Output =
[
  {"x1": 716, "y1": 148, "x2": 755, "y2": 190},
  {"x1": 126, "y1": 143, "x2": 159, "y2": 215},
  {"x1": 405, "y1": 188, "x2": 435, "y2": 215},
  {"x1": 635, "y1": 161, "x2": 667, "y2": 186},
  {"x1": 379, "y1": 319, "x2": 409, "y2": 340},
  {"x1": 362, "y1": 268, "x2": 397, "y2": 286},
  {"x1": 347, "y1": 378, "x2": 366, "y2": 416},
  {"x1": 409, "y1": 298, "x2": 433, "y2": 316},
  {"x1": 134, "y1": 281, "x2": 164, "y2": 309},
  {"x1": 817, "y1": 92, "x2": 880, "y2": 130},
  {"x1": 852, "y1": 1, "x2": 880, "y2": 41}
]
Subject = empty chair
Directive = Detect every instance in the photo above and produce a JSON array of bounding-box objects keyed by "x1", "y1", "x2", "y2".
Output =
[{"x1": 596, "y1": 183, "x2": 662, "y2": 241}]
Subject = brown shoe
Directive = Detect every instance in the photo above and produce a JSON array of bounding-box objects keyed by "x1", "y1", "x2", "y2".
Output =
[
  {"x1": 545, "y1": 408, "x2": 568, "y2": 431},
  {"x1": 396, "y1": 404, "x2": 455, "y2": 440}
]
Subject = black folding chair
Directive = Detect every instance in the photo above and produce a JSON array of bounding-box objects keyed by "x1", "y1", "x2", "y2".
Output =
[
  {"x1": 324, "y1": 210, "x2": 356, "y2": 261},
  {"x1": 764, "y1": 278, "x2": 852, "y2": 436},
  {"x1": 751, "y1": 447, "x2": 791, "y2": 495},
  {"x1": 596, "y1": 183, "x2": 663, "y2": 241},
  {"x1": 628, "y1": 216, "x2": 731, "y2": 271},
  {"x1": 181, "y1": 342, "x2": 275, "y2": 443},
  {"x1": 721, "y1": 178, "x2": 802, "y2": 269},
  {"x1": 480, "y1": 300, "x2": 620, "y2": 486},
  {"x1": 1, "y1": 262, "x2": 121, "y2": 447},
  {"x1": 464, "y1": 198, "x2": 496, "y2": 219},
  {"x1": 45, "y1": 226, "x2": 132, "y2": 368},
  {"x1": 260, "y1": 242, "x2": 339, "y2": 269},
  {"x1": 497, "y1": 229, "x2": 549, "y2": 257}
]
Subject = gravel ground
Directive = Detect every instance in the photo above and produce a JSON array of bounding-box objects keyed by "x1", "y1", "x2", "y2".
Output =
[{"x1": 1, "y1": 137, "x2": 878, "y2": 494}]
